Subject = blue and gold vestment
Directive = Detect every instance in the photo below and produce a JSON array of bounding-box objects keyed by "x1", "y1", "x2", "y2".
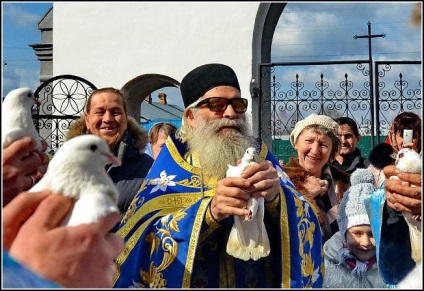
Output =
[{"x1": 113, "y1": 134, "x2": 324, "y2": 288}]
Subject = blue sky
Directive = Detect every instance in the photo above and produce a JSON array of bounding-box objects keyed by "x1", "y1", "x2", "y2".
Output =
[
  {"x1": 272, "y1": 2, "x2": 421, "y2": 62},
  {"x1": 2, "y1": 2, "x2": 53, "y2": 98},
  {"x1": 2, "y1": 2, "x2": 422, "y2": 109}
]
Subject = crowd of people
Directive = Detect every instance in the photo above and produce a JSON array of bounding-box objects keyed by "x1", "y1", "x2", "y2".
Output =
[{"x1": 2, "y1": 63, "x2": 421, "y2": 288}]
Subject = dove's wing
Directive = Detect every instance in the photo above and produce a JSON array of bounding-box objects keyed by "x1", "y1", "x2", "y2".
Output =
[
  {"x1": 63, "y1": 190, "x2": 119, "y2": 226},
  {"x1": 226, "y1": 164, "x2": 241, "y2": 177},
  {"x1": 2, "y1": 128, "x2": 27, "y2": 149},
  {"x1": 2, "y1": 127, "x2": 42, "y2": 151}
]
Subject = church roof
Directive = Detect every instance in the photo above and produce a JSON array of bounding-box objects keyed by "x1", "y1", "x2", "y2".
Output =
[{"x1": 139, "y1": 101, "x2": 183, "y2": 123}]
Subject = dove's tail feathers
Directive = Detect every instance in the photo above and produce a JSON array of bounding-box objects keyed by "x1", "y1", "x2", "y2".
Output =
[
  {"x1": 254, "y1": 224, "x2": 271, "y2": 260},
  {"x1": 226, "y1": 225, "x2": 252, "y2": 261},
  {"x1": 226, "y1": 226, "x2": 271, "y2": 261},
  {"x1": 403, "y1": 211, "x2": 422, "y2": 262},
  {"x1": 249, "y1": 242, "x2": 271, "y2": 261},
  {"x1": 246, "y1": 216, "x2": 271, "y2": 261},
  {"x1": 226, "y1": 213, "x2": 271, "y2": 261}
]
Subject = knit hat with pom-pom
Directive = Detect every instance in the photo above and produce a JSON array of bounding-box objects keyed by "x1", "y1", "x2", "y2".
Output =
[{"x1": 337, "y1": 168, "x2": 376, "y2": 243}]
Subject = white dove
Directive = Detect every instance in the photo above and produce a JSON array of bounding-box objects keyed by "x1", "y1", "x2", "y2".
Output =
[
  {"x1": 2, "y1": 87, "x2": 43, "y2": 151},
  {"x1": 29, "y1": 135, "x2": 121, "y2": 226},
  {"x1": 390, "y1": 147, "x2": 422, "y2": 263},
  {"x1": 226, "y1": 147, "x2": 271, "y2": 261}
]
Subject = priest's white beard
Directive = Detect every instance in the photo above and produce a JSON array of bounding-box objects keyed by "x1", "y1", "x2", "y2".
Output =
[{"x1": 185, "y1": 117, "x2": 257, "y2": 179}]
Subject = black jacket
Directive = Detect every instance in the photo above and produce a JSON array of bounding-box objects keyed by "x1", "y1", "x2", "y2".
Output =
[{"x1": 331, "y1": 148, "x2": 369, "y2": 174}]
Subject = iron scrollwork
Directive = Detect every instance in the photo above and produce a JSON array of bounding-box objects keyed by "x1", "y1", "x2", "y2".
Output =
[{"x1": 33, "y1": 75, "x2": 97, "y2": 154}]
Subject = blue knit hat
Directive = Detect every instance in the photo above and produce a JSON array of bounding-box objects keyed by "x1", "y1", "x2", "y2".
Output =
[{"x1": 337, "y1": 168, "x2": 375, "y2": 243}]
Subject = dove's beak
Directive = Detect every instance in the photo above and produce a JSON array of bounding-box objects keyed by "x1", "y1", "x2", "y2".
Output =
[
  {"x1": 32, "y1": 97, "x2": 41, "y2": 105},
  {"x1": 106, "y1": 153, "x2": 121, "y2": 166}
]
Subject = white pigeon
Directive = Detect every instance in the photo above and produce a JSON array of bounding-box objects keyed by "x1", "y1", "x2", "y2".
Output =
[
  {"x1": 1, "y1": 88, "x2": 43, "y2": 151},
  {"x1": 390, "y1": 147, "x2": 422, "y2": 263},
  {"x1": 29, "y1": 135, "x2": 121, "y2": 226},
  {"x1": 395, "y1": 148, "x2": 421, "y2": 174},
  {"x1": 226, "y1": 147, "x2": 271, "y2": 261}
]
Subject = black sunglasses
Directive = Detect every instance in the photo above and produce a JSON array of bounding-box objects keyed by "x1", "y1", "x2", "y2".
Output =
[{"x1": 194, "y1": 97, "x2": 248, "y2": 113}]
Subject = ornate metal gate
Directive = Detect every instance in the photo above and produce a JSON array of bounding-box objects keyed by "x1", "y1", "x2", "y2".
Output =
[
  {"x1": 258, "y1": 60, "x2": 422, "y2": 162},
  {"x1": 33, "y1": 75, "x2": 97, "y2": 154}
]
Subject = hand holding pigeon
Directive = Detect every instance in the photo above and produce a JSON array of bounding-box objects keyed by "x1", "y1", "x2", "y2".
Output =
[
  {"x1": 29, "y1": 135, "x2": 121, "y2": 226},
  {"x1": 226, "y1": 147, "x2": 271, "y2": 261},
  {"x1": 390, "y1": 147, "x2": 422, "y2": 262}
]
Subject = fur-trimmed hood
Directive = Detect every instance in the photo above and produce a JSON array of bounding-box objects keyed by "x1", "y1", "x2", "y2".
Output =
[{"x1": 65, "y1": 116, "x2": 149, "y2": 152}]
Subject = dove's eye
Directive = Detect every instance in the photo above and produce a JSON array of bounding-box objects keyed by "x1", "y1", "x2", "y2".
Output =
[
  {"x1": 90, "y1": 145, "x2": 98, "y2": 152},
  {"x1": 27, "y1": 93, "x2": 32, "y2": 98}
]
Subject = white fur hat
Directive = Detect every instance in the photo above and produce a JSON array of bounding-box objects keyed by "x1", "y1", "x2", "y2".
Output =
[
  {"x1": 290, "y1": 113, "x2": 338, "y2": 147},
  {"x1": 337, "y1": 168, "x2": 375, "y2": 243}
]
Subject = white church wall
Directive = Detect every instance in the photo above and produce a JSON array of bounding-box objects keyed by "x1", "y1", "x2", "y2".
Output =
[{"x1": 53, "y1": 2, "x2": 260, "y2": 113}]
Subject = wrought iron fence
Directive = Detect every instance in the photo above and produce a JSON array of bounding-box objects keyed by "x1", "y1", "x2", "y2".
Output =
[
  {"x1": 375, "y1": 61, "x2": 422, "y2": 142},
  {"x1": 29, "y1": 62, "x2": 421, "y2": 161},
  {"x1": 33, "y1": 75, "x2": 97, "y2": 154},
  {"x1": 258, "y1": 60, "x2": 422, "y2": 163}
]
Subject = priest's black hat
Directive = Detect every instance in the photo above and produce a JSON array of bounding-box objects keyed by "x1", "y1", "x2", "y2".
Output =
[{"x1": 180, "y1": 63, "x2": 240, "y2": 108}]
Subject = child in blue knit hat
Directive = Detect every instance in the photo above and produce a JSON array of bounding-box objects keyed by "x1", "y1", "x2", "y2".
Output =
[{"x1": 322, "y1": 168, "x2": 388, "y2": 288}]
